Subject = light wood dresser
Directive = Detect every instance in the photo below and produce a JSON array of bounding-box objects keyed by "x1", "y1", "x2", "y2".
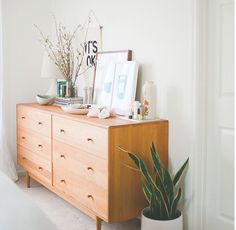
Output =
[{"x1": 16, "y1": 103, "x2": 168, "y2": 230}]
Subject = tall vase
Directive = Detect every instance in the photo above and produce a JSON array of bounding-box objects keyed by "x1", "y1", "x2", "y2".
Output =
[{"x1": 66, "y1": 80, "x2": 76, "y2": 98}]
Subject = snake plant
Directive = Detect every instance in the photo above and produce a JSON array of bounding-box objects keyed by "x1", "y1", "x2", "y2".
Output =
[{"x1": 119, "y1": 143, "x2": 189, "y2": 220}]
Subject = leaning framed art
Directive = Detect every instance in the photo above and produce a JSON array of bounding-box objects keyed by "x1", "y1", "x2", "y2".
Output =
[
  {"x1": 111, "y1": 61, "x2": 139, "y2": 115},
  {"x1": 92, "y1": 50, "x2": 132, "y2": 107}
]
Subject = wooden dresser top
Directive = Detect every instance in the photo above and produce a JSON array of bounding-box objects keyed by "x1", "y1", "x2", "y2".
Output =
[{"x1": 17, "y1": 103, "x2": 168, "y2": 128}]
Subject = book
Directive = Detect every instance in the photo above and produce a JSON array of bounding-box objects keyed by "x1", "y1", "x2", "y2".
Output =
[
  {"x1": 57, "y1": 80, "x2": 67, "y2": 97},
  {"x1": 54, "y1": 97, "x2": 83, "y2": 106}
]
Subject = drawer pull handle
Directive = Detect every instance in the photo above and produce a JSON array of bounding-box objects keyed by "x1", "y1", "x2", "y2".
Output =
[
  {"x1": 22, "y1": 156, "x2": 26, "y2": 160},
  {"x1": 21, "y1": 136, "x2": 26, "y2": 140},
  {"x1": 60, "y1": 154, "x2": 65, "y2": 158},
  {"x1": 38, "y1": 122, "x2": 43, "y2": 125},
  {"x1": 38, "y1": 167, "x2": 43, "y2": 171},
  {"x1": 87, "y1": 138, "x2": 93, "y2": 142},
  {"x1": 21, "y1": 116, "x2": 26, "y2": 119},
  {"x1": 87, "y1": 167, "x2": 94, "y2": 171},
  {"x1": 60, "y1": 179, "x2": 66, "y2": 184},
  {"x1": 38, "y1": 144, "x2": 43, "y2": 148},
  {"x1": 87, "y1": 195, "x2": 94, "y2": 200},
  {"x1": 60, "y1": 129, "x2": 65, "y2": 133}
]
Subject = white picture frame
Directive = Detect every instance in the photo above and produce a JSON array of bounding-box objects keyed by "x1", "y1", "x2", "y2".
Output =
[
  {"x1": 92, "y1": 50, "x2": 132, "y2": 107},
  {"x1": 93, "y1": 63, "x2": 116, "y2": 106},
  {"x1": 111, "y1": 61, "x2": 139, "y2": 115}
]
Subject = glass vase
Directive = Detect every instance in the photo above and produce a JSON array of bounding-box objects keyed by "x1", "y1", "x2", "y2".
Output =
[{"x1": 66, "y1": 80, "x2": 76, "y2": 98}]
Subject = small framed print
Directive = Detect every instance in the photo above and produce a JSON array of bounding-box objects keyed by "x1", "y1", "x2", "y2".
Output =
[
  {"x1": 92, "y1": 50, "x2": 132, "y2": 106},
  {"x1": 111, "y1": 61, "x2": 139, "y2": 115},
  {"x1": 93, "y1": 63, "x2": 116, "y2": 106}
]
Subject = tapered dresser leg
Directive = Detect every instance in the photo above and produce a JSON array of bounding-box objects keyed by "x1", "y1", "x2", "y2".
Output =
[
  {"x1": 26, "y1": 171, "x2": 30, "y2": 188},
  {"x1": 96, "y1": 217, "x2": 102, "y2": 230}
]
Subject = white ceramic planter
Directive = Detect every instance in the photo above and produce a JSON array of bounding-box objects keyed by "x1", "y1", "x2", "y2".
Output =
[{"x1": 141, "y1": 207, "x2": 183, "y2": 230}]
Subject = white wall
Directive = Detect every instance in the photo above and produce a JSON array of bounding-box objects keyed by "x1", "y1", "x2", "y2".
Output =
[
  {"x1": 51, "y1": 1, "x2": 194, "y2": 229},
  {"x1": 2, "y1": 0, "x2": 195, "y2": 228},
  {"x1": 52, "y1": 0, "x2": 193, "y2": 169},
  {"x1": 2, "y1": 0, "x2": 53, "y2": 165}
]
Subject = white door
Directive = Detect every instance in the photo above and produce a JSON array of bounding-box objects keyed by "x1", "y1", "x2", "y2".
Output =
[{"x1": 204, "y1": 0, "x2": 234, "y2": 229}]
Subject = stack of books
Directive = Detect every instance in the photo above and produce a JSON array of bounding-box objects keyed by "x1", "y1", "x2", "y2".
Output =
[{"x1": 54, "y1": 97, "x2": 84, "y2": 106}]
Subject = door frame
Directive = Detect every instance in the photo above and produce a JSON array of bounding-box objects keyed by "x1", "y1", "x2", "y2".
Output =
[{"x1": 191, "y1": 0, "x2": 208, "y2": 229}]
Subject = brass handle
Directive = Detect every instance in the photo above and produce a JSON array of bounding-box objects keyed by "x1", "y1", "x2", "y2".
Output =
[
  {"x1": 21, "y1": 116, "x2": 26, "y2": 119},
  {"x1": 21, "y1": 136, "x2": 26, "y2": 140},
  {"x1": 22, "y1": 156, "x2": 26, "y2": 160},
  {"x1": 60, "y1": 154, "x2": 65, "y2": 158},
  {"x1": 38, "y1": 121, "x2": 43, "y2": 125},
  {"x1": 87, "y1": 167, "x2": 93, "y2": 171},
  {"x1": 87, "y1": 195, "x2": 94, "y2": 200},
  {"x1": 60, "y1": 179, "x2": 66, "y2": 184},
  {"x1": 87, "y1": 138, "x2": 93, "y2": 142},
  {"x1": 60, "y1": 129, "x2": 65, "y2": 133},
  {"x1": 38, "y1": 144, "x2": 43, "y2": 148},
  {"x1": 38, "y1": 166, "x2": 43, "y2": 171}
]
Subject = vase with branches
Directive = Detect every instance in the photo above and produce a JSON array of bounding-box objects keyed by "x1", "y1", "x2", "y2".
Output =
[{"x1": 35, "y1": 17, "x2": 92, "y2": 98}]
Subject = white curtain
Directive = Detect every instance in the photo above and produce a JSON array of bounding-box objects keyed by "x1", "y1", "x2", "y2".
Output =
[{"x1": 0, "y1": 0, "x2": 17, "y2": 181}]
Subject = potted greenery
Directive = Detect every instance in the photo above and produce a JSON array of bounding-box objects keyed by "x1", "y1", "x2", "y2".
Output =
[{"x1": 119, "y1": 143, "x2": 189, "y2": 230}]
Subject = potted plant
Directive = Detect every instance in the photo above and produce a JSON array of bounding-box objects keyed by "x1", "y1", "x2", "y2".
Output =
[{"x1": 119, "y1": 143, "x2": 189, "y2": 230}]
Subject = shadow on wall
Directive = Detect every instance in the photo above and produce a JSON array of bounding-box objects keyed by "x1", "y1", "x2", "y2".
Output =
[
  {"x1": 165, "y1": 85, "x2": 192, "y2": 226},
  {"x1": 166, "y1": 85, "x2": 191, "y2": 169},
  {"x1": 135, "y1": 64, "x2": 143, "y2": 101}
]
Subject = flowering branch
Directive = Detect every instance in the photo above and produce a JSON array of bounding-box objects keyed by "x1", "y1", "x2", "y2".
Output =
[{"x1": 34, "y1": 16, "x2": 93, "y2": 85}]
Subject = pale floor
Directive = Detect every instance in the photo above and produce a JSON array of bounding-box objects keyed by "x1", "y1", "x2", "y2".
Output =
[{"x1": 16, "y1": 176, "x2": 140, "y2": 230}]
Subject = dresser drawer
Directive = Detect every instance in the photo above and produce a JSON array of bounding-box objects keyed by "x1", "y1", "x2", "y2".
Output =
[
  {"x1": 53, "y1": 169, "x2": 108, "y2": 219},
  {"x1": 17, "y1": 106, "x2": 51, "y2": 137},
  {"x1": 53, "y1": 140, "x2": 108, "y2": 189},
  {"x1": 18, "y1": 146, "x2": 51, "y2": 185},
  {"x1": 17, "y1": 128, "x2": 51, "y2": 161},
  {"x1": 53, "y1": 116, "x2": 108, "y2": 159}
]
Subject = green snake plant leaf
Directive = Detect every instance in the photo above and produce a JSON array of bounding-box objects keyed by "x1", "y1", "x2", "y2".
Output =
[
  {"x1": 117, "y1": 146, "x2": 140, "y2": 168},
  {"x1": 139, "y1": 160, "x2": 170, "y2": 218},
  {"x1": 119, "y1": 146, "x2": 153, "y2": 190},
  {"x1": 160, "y1": 201, "x2": 170, "y2": 220},
  {"x1": 128, "y1": 152, "x2": 140, "y2": 168},
  {"x1": 142, "y1": 183, "x2": 151, "y2": 202},
  {"x1": 150, "y1": 142, "x2": 163, "y2": 180},
  {"x1": 151, "y1": 143, "x2": 174, "y2": 216},
  {"x1": 163, "y1": 168, "x2": 174, "y2": 208},
  {"x1": 171, "y1": 188, "x2": 182, "y2": 218},
  {"x1": 118, "y1": 144, "x2": 179, "y2": 219},
  {"x1": 150, "y1": 187, "x2": 160, "y2": 219},
  {"x1": 118, "y1": 146, "x2": 153, "y2": 192},
  {"x1": 139, "y1": 160, "x2": 155, "y2": 189},
  {"x1": 155, "y1": 171, "x2": 171, "y2": 212},
  {"x1": 173, "y1": 158, "x2": 189, "y2": 186}
]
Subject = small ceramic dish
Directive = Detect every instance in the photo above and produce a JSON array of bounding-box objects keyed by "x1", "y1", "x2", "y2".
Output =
[
  {"x1": 36, "y1": 95, "x2": 55, "y2": 105},
  {"x1": 61, "y1": 104, "x2": 89, "y2": 115}
]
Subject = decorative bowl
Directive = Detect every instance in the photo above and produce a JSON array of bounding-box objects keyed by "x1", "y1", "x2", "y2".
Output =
[
  {"x1": 61, "y1": 104, "x2": 90, "y2": 115},
  {"x1": 36, "y1": 95, "x2": 55, "y2": 105}
]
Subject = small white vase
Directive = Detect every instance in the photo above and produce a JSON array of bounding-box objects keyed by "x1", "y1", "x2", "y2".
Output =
[
  {"x1": 141, "y1": 207, "x2": 183, "y2": 230},
  {"x1": 142, "y1": 81, "x2": 156, "y2": 119}
]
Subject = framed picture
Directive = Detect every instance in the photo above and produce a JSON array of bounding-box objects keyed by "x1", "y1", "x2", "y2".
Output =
[
  {"x1": 92, "y1": 50, "x2": 132, "y2": 106},
  {"x1": 112, "y1": 61, "x2": 139, "y2": 115}
]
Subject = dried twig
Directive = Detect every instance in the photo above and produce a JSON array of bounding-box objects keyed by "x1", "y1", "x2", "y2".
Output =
[{"x1": 35, "y1": 16, "x2": 91, "y2": 85}]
